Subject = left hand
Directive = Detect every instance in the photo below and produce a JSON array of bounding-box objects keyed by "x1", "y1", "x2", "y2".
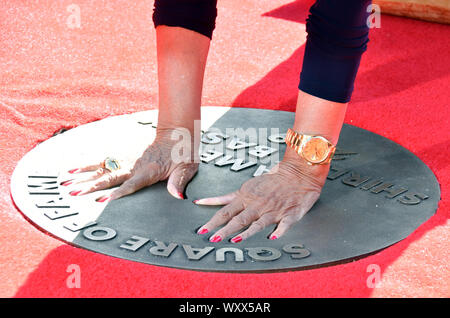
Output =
[
  {"x1": 194, "y1": 156, "x2": 331, "y2": 243},
  {"x1": 61, "y1": 128, "x2": 199, "y2": 201}
]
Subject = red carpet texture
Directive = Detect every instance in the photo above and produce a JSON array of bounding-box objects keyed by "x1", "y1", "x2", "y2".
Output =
[{"x1": 0, "y1": 0, "x2": 449, "y2": 297}]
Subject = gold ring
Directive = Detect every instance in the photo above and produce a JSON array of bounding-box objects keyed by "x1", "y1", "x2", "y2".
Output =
[{"x1": 102, "y1": 157, "x2": 120, "y2": 172}]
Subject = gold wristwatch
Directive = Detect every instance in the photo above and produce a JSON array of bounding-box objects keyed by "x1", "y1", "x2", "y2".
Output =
[{"x1": 285, "y1": 128, "x2": 336, "y2": 165}]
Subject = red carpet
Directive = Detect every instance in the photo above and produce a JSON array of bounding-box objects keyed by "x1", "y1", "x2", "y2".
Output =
[{"x1": 0, "y1": 0, "x2": 449, "y2": 297}]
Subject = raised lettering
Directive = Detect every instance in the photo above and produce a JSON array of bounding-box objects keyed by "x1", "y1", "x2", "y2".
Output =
[
  {"x1": 120, "y1": 235, "x2": 150, "y2": 251},
  {"x1": 268, "y1": 133, "x2": 286, "y2": 144},
  {"x1": 398, "y1": 193, "x2": 429, "y2": 205},
  {"x1": 282, "y1": 243, "x2": 311, "y2": 259},
  {"x1": 230, "y1": 159, "x2": 257, "y2": 172},
  {"x1": 201, "y1": 131, "x2": 228, "y2": 144},
  {"x1": 83, "y1": 226, "x2": 117, "y2": 241},
  {"x1": 215, "y1": 155, "x2": 236, "y2": 167},
  {"x1": 199, "y1": 150, "x2": 223, "y2": 163},
  {"x1": 44, "y1": 209, "x2": 78, "y2": 220},
  {"x1": 360, "y1": 179, "x2": 384, "y2": 190},
  {"x1": 149, "y1": 241, "x2": 178, "y2": 257},
  {"x1": 246, "y1": 247, "x2": 282, "y2": 261},
  {"x1": 216, "y1": 247, "x2": 244, "y2": 262},
  {"x1": 63, "y1": 220, "x2": 97, "y2": 232},
  {"x1": 253, "y1": 164, "x2": 270, "y2": 177},
  {"x1": 370, "y1": 182, "x2": 394, "y2": 194},
  {"x1": 327, "y1": 167, "x2": 350, "y2": 180},
  {"x1": 226, "y1": 137, "x2": 257, "y2": 150},
  {"x1": 248, "y1": 145, "x2": 277, "y2": 159},
  {"x1": 28, "y1": 176, "x2": 60, "y2": 195},
  {"x1": 379, "y1": 185, "x2": 408, "y2": 198},
  {"x1": 342, "y1": 172, "x2": 371, "y2": 187},
  {"x1": 182, "y1": 245, "x2": 215, "y2": 261}
]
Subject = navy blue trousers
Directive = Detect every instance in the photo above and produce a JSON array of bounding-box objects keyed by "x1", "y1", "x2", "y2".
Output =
[{"x1": 153, "y1": 0, "x2": 371, "y2": 103}]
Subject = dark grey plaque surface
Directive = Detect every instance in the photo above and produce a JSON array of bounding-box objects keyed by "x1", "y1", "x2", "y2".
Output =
[{"x1": 68, "y1": 108, "x2": 440, "y2": 272}]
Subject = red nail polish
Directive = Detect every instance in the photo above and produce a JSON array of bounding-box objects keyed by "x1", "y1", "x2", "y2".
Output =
[
  {"x1": 96, "y1": 196, "x2": 110, "y2": 203},
  {"x1": 192, "y1": 199, "x2": 198, "y2": 204},
  {"x1": 197, "y1": 228, "x2": 208, "y2": 235},
  {"x1": 61, "y1": 180, "x2": 73, "y2": 186},
  {"x1": 231, "y1": 236, "x2": 242, "y2": 243},
  {"x1": 178, "y1": 192, "x2": 184, "y2": 199},
  {"x1": 270, "y1": 235, "x2": 278, "y2": 240},
  {"x1": 210, "y1": 235, "x2": 222, "y2": 243},
  {"x1": 69, "y1": 190, "x2": 82, "y2": 196},
  {"x1": 68, "y1": 169, "x2": 79, "y2": 174}
]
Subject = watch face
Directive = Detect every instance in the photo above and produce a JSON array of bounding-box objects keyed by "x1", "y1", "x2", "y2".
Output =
[{"x1": 302, "y1": 137, "x2": 330, "y2": 163}]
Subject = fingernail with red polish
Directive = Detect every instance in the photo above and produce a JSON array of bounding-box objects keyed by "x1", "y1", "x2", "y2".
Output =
[
  {"x1": 61, "y1": 180, "x2": 73, "y2": 186},
  {"x1": 68, "y1": 169, "x2": 79, "y2": 174},
  {"x1": 231, "y1": 236, "x2": 242, "y2": 243},
  {"x1": 210, "y1": 235, "x2": 222, "y2": 243},
  {"x1": 69, "y1": 190, "x2": 82, "y2": 196},
  {"x1": 192, "y1": 199, "x2": 199, "y2": 204},
  {"x1": 197, "y1": 228, "x2": 208, "y2": 235},
  {"x1": 178, "y1": 192, "x2": 184, "y2": 199},
  {"x1": 96, "y1": 195, "x2": 110, "y2": 203},
  {"x1": 269, "y1": 235, "x2": 278, "y2": 240}
]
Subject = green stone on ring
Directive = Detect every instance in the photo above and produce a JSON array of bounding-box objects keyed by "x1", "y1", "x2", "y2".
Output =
[{"x1": 104, "y1": 157, "x2": 120, "y2": 172}]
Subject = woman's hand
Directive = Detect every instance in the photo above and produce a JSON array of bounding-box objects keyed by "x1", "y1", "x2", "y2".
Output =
[
  {"x1": 62, "y1": 128, "x2": 199, "y2": 202},
  {"x1": 194, "y1": 155, "x2": 330, "y2": 242}
]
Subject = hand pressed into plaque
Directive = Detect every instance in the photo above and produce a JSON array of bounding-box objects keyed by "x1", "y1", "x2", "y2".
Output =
[
  {"x1": 63, "y1": 128, "x2": 199, "y2": 201},
  {"x1": 195, "y1": 153, "x2": 330, "y2": 242}
]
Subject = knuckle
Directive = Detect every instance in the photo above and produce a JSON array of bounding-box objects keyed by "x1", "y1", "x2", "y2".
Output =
[
  {"x1": 106, "y1": 174, "x2": 115, "y2": 184},
  {"x1": 134, "y1": 156, "x2": 144, "y2": 165},
  {"x1": 94, "y1": 180, "x2": 105, "y2": 188},
  {"x1": 122, "y1": 179, "x2": 137, "y2": 191},
  {"x1": 108, "y1": 173, "x2": 119, "y2": 184},
  {"x1": 110, "y1": 189, "x2": 121, "y2": 200},
  {"x1": 281, "y1": 214, "x2": 300, "y2": 226},
  {"x1": 217, "y1": 207, "x2": 234, "y2": 221},
  {"x1": 86, "y1": 185, "x2": 96, "y2": 193},
  {"x1": 231, "y1": 214, "x2": 249, "y2": 227},
  {"x1": 130, "y1": 163, "x2": 142, "y2": 174},
  {"x1": 250, "y1": 219, "x2": 265, "y2": 231},
  {"x1": 179, "y1": 162, "x2": 199, "y2": 170}
]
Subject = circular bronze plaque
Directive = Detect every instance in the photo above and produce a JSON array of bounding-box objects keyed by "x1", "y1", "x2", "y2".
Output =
[{"x1": 10, "y1": 107, "x2": 440, "y2": 272}]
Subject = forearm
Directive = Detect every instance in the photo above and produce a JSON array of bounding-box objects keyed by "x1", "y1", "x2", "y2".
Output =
[
  {"x1": 155, "y1": 25, "x2": 211, "y2": 134},
  {"x1": 283, "y1": 0, "x2": 370, "y2": 173},
  {"x1": 282, "y1": 91, "x2": 347, "y2": 183},
  {"x1": 292, "y1": 90, "x2": 347, "y2": 146}
]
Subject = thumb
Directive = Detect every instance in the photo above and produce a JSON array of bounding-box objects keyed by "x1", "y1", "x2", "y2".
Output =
[{"x1": 167, "y1": 163, "x2": 199, "y2": 199}]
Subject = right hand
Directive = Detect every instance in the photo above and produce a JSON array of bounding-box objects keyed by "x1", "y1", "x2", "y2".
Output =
[{"x1": 63, "y1": 128, "x2": 199, "y2": 202}]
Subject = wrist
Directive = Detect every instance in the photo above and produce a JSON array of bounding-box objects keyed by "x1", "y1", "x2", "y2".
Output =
[
  {"x1": 156, "y1": 122, "x2": 197, "y2": 135},
  {"x1": 156, "y1": 119, "x2": 201, "y2": 140},
  {"x1": 154, "y1": 125, "x2": 201, "y2": 163},
  {"x1": 292, "y1": 90, "x2": 347, "y2": 146},
  {"x1": 279, "y1": 147, "x2": 330, "y2": 186}
]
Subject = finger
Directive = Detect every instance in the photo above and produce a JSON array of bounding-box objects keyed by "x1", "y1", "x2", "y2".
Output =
[
  {"x1": 230, "y1": 213, "x2": 277, "y2": 243},
  {"x1": 62, "y1": 167, "x2": 106, "y2": 186},
  {"x1": 167, "y1": 163, "x2": 199, "y2": 199},
  {"x1": 63, "y1": 168, "x2": 107, "y2": 187},
  {"x1": 269, "y1": 214, "x2": 301, "y2": 240},
  {"x1": 270, "y1": 192, "x2": 320, "y2": 239},
  {"x1": 193, "y1": 191, "x2": 238, "y2": 206},
  {"x1": 196, "y1": 199, "x2": 244, "y2": 235},
  {"x1": 67, "y1": 162, "x2": 103, "y2": 174},
  {"x1": 208, "y1": 206, "x2": 259, "y2": 243},
  {"x1": 68, "y1": 170, "x2": 131, "y2": 197},
  {"x1": 109, "y1": 171, "x2": 158, "y2": 201}
]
